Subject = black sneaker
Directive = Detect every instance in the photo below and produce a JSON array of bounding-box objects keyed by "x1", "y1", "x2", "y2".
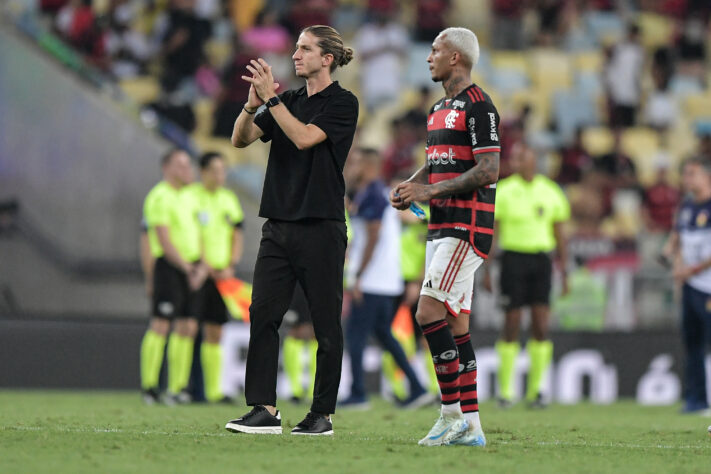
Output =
[
  {"x1": 225, "y1": 406, "x2": 282, "y2": 434},
  {"x1": 142, "y1": 388, "x2": 160, "y2": 405},
  {"x1": 291, "y1": 412, "x2": 333, "y2": 436},
  {"x1": 497, "y1": 397, "x2": 513, "y2": 409}
]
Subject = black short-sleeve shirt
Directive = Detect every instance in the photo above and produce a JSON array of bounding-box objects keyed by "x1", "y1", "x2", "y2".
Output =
[{"x1": 253, "y1": 81, "x2": 359, "y2": 221}]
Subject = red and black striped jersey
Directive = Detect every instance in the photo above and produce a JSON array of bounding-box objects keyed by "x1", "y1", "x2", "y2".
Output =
[{"x1": 426, "y1": 84, "x2": 501, "y2": 258}]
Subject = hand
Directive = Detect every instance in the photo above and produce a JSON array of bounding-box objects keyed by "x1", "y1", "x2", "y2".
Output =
[
  {"x1": 673, "y1": 263, "x2": 697, "y2": 284},
  {"x1": 394, "y1": 181, "x2": 432, "y2": 205},
  {"x1": 242, "y1": 58, "x2": 278, "y2": 103},
  {"x1": 213, "y1": 267, "x2": 234, "y2": 281},
  {"x1": 560, "y1": 272, "x2": 570, "y2": 297},
  {"x1": 352, "y1": 279, "x2": 364, "y2": 304},
  {"x1": 188, "y1": 263, "x2": 209, "y2": 291},
  {"x1": 389, "y1": 187, "x2": 409, "y2": 211}
]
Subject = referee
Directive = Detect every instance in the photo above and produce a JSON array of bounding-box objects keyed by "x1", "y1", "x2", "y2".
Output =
[
  {"x1": 187, "y1": 151, "x2": 244, "y2": 403},
  {"x1": 224, "y1": 25, "x2": 358, "y2": 436},
  {"x1": 485, "y1": 143, "x2": 570, "y2": 408},
  {"x1": 139, "y1": 149, "x2": 206, "y2": 405}
]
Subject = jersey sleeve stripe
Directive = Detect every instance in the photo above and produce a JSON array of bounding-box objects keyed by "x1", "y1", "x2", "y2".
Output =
[
  {"x1": 474, "y1": 87, "x2": 484, "y2": 101},
  {"x1": 467, "y1": 90, "x2": 477, "y2": 102},
  {"x1": 472, "y1": 146, "x2": 501, "y2": 155}
]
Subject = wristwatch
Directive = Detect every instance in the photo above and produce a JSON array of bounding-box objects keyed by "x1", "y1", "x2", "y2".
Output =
[{"x1": 265, "y1": 96, "x2": 281, "y2": 108}]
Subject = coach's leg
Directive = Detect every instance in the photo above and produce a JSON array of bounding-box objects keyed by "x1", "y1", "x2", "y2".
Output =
[
  {"x1": 296, "y1": 220, "x2": 347, "y2": 415},
  {"x1": 245, "y1": 222, "x2": 297, "y2": 412}
]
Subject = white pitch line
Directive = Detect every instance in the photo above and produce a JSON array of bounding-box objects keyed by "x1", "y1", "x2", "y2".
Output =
[{"x1": 1, "y1": 426, "x2": 708, "y2": 450}]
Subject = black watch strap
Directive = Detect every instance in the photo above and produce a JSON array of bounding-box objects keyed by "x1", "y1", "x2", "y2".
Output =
[{"x1": 266, "y1": 96, "x2": 281, "y2": 108}]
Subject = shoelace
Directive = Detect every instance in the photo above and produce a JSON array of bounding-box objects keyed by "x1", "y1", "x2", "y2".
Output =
[
  {"x1": 300, "y1": 412, "x2": 324, "y2": 428},
  {"x1": 240, "y1": 406, "x2": 265, "y2": 421}
]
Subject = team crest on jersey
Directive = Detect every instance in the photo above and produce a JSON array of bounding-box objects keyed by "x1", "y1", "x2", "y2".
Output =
[
  {"x1": 452, "y1": 100, "x2": 466, "y2": 109},
  {"x1": 696, "y1": 210, "x2": 708, "y2": 227},
  {"x1": 445, "y1": 110, "x2": 460, "y2": 129}
]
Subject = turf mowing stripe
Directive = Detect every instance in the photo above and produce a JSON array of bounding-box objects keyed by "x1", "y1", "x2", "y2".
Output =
[{"x1": 2, "y1": 426, "x2": 707, "y2": 450}]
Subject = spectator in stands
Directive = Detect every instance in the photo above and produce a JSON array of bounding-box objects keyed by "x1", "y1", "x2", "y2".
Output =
[
  {"x1": 603, "y1": 23, "x2": 644, "y2": 128},
  {"x1": 536, "y1": 0, "x2": 564, "y2": 47},
  {"x1": 400, "y1": 85, "x2": 431, "y2": 142},
  {"x1": 213, "y1": 39, "x2": 256, "y2": 137},
  {"x1": 55, "y1": 0, "x2": 107, "y2": 63},
  {"x1": 159, "y1": 0, "x2": 211, "y2": 92},
  {"x1": 594, "y1": 130, "x2": 639, "y2": 216},
  {"x1": 105, "y1": 0, "x2": 153, "y2": 78},
  {"x1": 381, "y1": 118, "x2": 418, "y2": 183},
  {"x1": 643, "y1": 63, "x2": 679, "y2": 131},
  {"x1": 556, "y1": 127, "x2": 593, "y2": 185},
  {"x1": 241, "y1": 9, "x2": 292, "y2": 55},
  {"x1": 498, "y1": 106, "x2": 531, "y2": 180},
  {"x1": 491, "y1": 0, "x2": 526, "y2": 50},
  {"x1": 354, "y1": 7, "x2": 409, "y2": 112},
  {"x1": 286, "y1": 0, "x2": 336, "y2": 35},
  {"x1": 675, "y1": 17, "x2": 707, "y2": 82},
  {"x1": 642, "y1": 160, "x2": 680, "y2": 233},
  {"x1": 414, "y1": 0, "x2": 450, "y2": 42}
]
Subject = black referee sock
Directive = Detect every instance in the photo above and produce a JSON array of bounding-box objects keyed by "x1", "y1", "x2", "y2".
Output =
[
  {"x1": 421, "y1": 320, "x2": 460, "y2": 408},
  {"x1": 454, "y1": 333, "x2": 479, "y2": 414}
]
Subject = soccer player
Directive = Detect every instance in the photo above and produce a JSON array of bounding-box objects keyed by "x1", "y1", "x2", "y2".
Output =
[
  {"x1": 188, "y1": 151, "x2": 244, "y2": 403},
  {"x1": 664, "y1": 157, "x2": 711, "y2": 414},
  {"x1": 224, "y1": 25, "x2": 358, "y2": 436},
  {"x1": 484, "y1": 143, "x2": 570, "y2": 408},
  {"x1": 391, "y1": 27, "x2": 499, "y2": 446},
  {"x1": 140, "y1": 149, "x2": 206, "y2": 405}
]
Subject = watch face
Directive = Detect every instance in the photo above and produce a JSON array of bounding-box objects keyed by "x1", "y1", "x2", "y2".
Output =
[{"x1": 267, "y1": 96, "x2": 280, "y2": 108}]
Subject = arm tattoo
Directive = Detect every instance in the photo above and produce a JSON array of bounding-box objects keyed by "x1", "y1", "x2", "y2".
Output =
[
  {"x1": 407, "y1": 164, "x2": 429, "y2": 184},
  {"x1": 430, "y1": 152, "x2": 499, "y2": 198}
]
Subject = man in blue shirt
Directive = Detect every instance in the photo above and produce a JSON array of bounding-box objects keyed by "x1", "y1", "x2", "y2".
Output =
[{"x1": 665, "y1": 156, "x2": 711, "y2": 414}]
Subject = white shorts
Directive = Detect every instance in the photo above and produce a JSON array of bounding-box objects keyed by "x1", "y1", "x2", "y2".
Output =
[{"x1": 421, "y1": 237, "x2": 484, "y2": 317}]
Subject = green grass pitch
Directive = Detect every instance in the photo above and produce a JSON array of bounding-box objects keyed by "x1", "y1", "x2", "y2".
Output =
[{"x1": 0, "y1": 391, "x2": 709, "y2": 473}]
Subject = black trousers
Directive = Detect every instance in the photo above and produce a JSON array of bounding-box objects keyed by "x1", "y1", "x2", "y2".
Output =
[{"x1": 245, "y1": 219, "x2": 347, "y2": 414}]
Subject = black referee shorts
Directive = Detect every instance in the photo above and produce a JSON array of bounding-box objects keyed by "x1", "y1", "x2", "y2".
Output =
[
  {"x1": 152, "y1": 257, "x2": 196, "y2": 319},
  {"x1": 499, "y1": 251, "x2": 553, "y2": 311},
  {"x1": 194, "y1": 277, "x2": 230, "y2": 325}
]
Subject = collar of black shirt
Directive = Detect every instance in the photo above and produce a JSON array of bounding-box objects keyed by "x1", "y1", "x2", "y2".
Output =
[{"x1": 295, "y1": 81, "x2": 339, "y2": 97}]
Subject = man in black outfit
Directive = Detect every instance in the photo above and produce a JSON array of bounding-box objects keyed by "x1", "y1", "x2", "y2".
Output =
[{"x1": 224, "y1": 25, "x2": 358, "y2": 436}]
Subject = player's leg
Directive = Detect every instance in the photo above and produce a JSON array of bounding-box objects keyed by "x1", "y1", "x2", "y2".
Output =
[
  {"x1": 290, "y1": 219, "x2": 347, "y2": 435},
  {"x1": 446, "y1": 312, "x2": 486, "y2": 447},
  {"x1": 496, "y1": 251, "x2": 524, "y2": 406},
  {"x1": 140, "y1": 316, "x2": 169, "y2": 404},
  {"x1": 415, "y1": 238, "x2": 472, "y2": 445},
  {"x1": 372, "y1": 294, "x2": 430, "y2": 407},
  {"x1": 681, "y1": 284, "x2": 709, "y2": 412},
  {"x1": 227, "y1": 221, "x2": 297, "y2": 434},
  {"x1": 525, "y1": 253, "x2": 554, "y2": 407}
]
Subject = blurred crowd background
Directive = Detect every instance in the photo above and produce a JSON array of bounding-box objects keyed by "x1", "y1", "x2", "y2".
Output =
[{"x1": 3, "y1": 0, "x2": 711, "y2": 332}]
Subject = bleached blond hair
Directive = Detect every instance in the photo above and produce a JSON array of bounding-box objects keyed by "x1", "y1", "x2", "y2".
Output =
[{"x1": 438, "y1": 27, "x2": 480, "y2": 68}]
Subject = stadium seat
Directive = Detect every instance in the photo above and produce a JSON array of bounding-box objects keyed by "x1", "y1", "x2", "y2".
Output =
[
  {"x1": 669, "y1": 75, "x2": 704, "y2": 98},
  {"x1": 621, "y1": 127, "x2": 661, "y2": 185},
  {"x1": 119, "y1": 76, "x2": 160, "y2": 104},
  {"x1": 582, "y1": 126, "x2": 614, "y2": 156},
  {"x1": 683, "y1": 93, "x2": 711, "y2": 122},
  {"x1": 193, "y1": 98, "x2": 215, "y2": 138},
  {"x1": 553, "y1": 91, "x2": 598, "y2": 143},
  {"x1": 584, "y1": 11, "x2": 624, "y2": 44},
  {"x1": 637, "y1": 13, "x2": 673, "y2": 50},
  {"x1": 529, "y1": 49, "x2": 573, "y2": 91},
  {"x1": 573, "y1": 51, "x2": 603, "y2": 73},
  {"x1": 205, "y1": 40, "x2": 233, "y2": 69}
]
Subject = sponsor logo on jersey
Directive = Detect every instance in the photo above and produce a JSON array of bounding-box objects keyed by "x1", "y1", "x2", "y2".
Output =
[
  {"x1": 427, "y1": 147, "x2": 457, "y2": 166},
  {"x1": 488, "y1": 112, "x2": 499, "y2": 141},
  {"x1": 445, "y1": 110, "x2": 460, "y2": 129},
  {"x1": 198, "y1": 211, "x2": 209, "y2": 225},
  {"x1": 452, "y1": 99, "x2": 466, "y2": 109},
  {"x1": 468, "y1": 117, "x2": 477, "y2": 146}
]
